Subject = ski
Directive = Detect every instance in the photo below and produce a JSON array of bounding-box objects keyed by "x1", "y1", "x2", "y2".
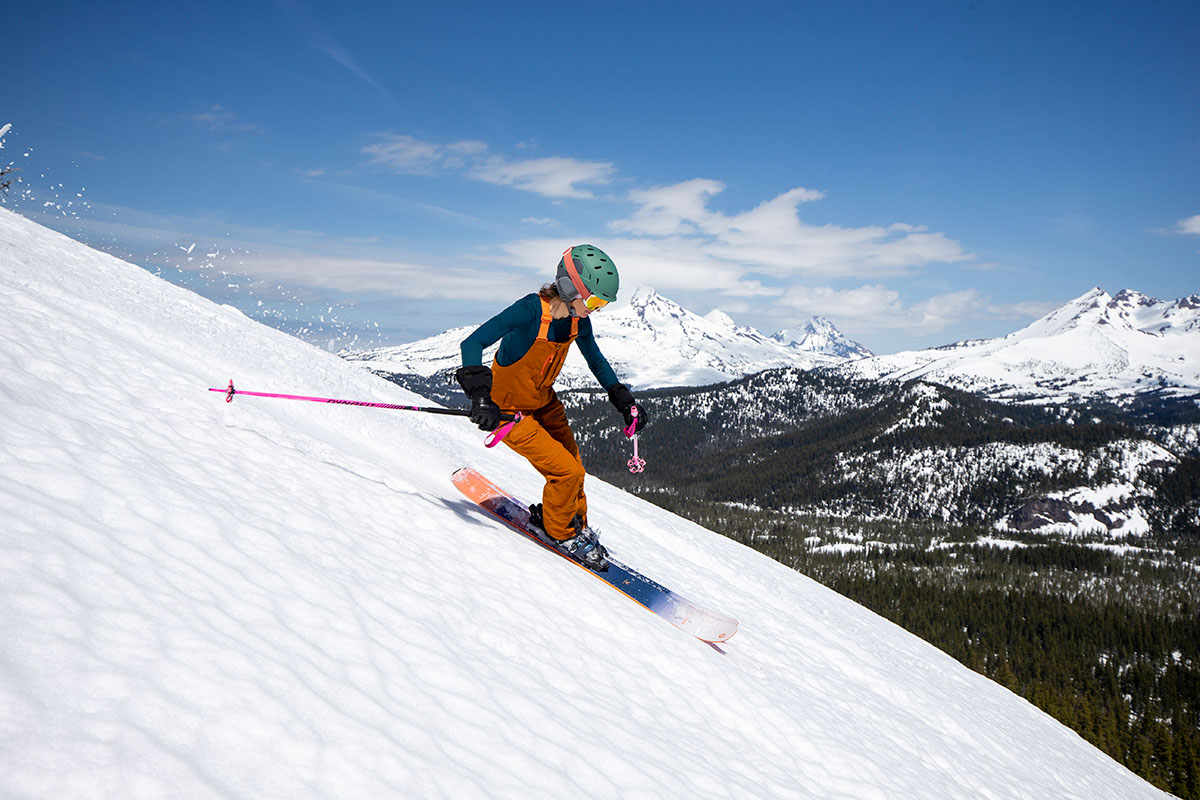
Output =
[{"x1": 452, "y1": 468, "x2": 738, "y2": 643}]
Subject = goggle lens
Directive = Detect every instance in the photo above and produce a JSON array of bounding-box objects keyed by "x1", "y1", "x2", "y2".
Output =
[{"x1": 584, "y1": 295, "x2": 609, "y2": 311}]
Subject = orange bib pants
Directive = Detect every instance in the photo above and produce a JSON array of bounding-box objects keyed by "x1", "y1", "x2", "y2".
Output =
[{"x1": 490, "y1": 298, "x2": 587, "y2": 541}]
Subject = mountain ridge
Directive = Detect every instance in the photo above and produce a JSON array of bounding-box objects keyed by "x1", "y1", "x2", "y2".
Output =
[
  {"x1": 343, "y1": 286, "x2": 871, "y2": 390},
  {"x1": 839, "y1": 287, "x2": 1200, "y2": 401},
  {"x1": 347, "y1": 284, "x2": 1198, "y2": 402}
]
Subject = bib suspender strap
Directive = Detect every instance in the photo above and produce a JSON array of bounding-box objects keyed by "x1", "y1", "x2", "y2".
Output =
[
  {"x1": 537, "y1": 297, "x2": 553, "y2": 340},
  {"x1": 536, "y1": 297, "x2": 579, "y2": 341}
]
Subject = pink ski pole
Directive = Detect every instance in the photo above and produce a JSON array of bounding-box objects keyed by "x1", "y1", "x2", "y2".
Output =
[
  {"x1": 209, "y1": 380, "x2": 520, "y2": 447},
  {"x1": 624, "y1": 406, "x2": 646, "y2": 473}
]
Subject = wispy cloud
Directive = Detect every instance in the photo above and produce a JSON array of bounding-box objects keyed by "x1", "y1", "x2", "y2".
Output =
[
  {"x1": 362, "y1": 133, "x2": 613, "y2": 198},
  {"x1": 362, "y1": 134, "x2": 487, "y2": 175},
  {"x1": 185, "y1": 105, "x2": 260, "y2": 133},
  {"x1": 61, "y1": 201, "x2": 522, "y2": 302},
  {"x1": 273, "y1": 0, "x2": 395, "y2": 105},
  {"x1": 1174, "y1": 214, "x2": 1200, "y2": 235},
  {"x1": 230, "y1": 253, "x2": 489, "y2": 297},
  {"x1": 469, "y1": 156, "x2": 614, "y2": 199},
  {"x1": 987, "y1": 299, "x2": 1061, "y2": 320},
  {"x1": 319, "y1": 45, "x2": 394, "y2": 104}
]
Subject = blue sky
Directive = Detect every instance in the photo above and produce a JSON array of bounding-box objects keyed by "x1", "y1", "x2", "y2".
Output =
[{"x1": 5, "y1": 0, "x2": 1198, "y2": 354}]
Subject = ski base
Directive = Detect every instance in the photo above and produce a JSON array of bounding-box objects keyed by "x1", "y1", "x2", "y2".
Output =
[{"x1": 452, "y1": 468, "x2": 738, "y2": 643}]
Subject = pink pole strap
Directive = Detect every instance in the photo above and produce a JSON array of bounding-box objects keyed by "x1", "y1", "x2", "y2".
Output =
[{"x1": 484, "y1": 412, "x2": 523, "y2": 448}]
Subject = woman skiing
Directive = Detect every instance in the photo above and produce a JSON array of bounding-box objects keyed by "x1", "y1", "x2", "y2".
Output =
[{"x1": 455, "y1": 245, "x2": 648, "y2": 570}]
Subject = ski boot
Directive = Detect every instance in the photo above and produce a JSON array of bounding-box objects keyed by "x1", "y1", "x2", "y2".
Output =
[{"x1": 528, "y1": 503, "x2": 610, "y2": 572}]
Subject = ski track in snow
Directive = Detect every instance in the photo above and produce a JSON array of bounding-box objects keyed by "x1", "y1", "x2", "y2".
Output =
[{"x1": 0, "y1": 209, "x2": 1170, "y2": 799}]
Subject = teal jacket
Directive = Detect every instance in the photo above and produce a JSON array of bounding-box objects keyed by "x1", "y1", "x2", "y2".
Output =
[{"x1": 460, "y1": 294, "x2": 619, "y2": 389}]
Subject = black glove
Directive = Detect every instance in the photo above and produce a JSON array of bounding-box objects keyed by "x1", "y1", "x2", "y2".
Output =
[
  {"x1": 456, "y1": 366, "x2": 502, "y2": 431},
  {"x1": 469, "y1": 394, "x2": 502, "y2": 431},
  {"x1": 607, "y1": 382, "x2": 648, "y2": 433}
]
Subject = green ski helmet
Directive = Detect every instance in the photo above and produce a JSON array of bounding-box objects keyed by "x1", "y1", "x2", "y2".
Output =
[{"x1": 555, "y1": 244, "x2": 619, "y2": 306}]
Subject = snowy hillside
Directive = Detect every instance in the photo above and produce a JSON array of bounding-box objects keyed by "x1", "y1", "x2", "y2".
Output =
[
  {"x1": 840, "y1": 288, "x2": 1200, "y2": 401},
  {"x1": 0, "y1": 208, "x2": 1169, "y2": 799},
  {"x1": 343, "y1": 287, "x2": 870, "y2": 390}
]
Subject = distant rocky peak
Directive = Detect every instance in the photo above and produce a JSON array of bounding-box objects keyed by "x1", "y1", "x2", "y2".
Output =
[
  {"x1": 1176, "y1": 294, "x2": 1200, "y2": 311},
  {"x1": 773, "y1": 316, "x2": 873, "y2": 359},
  {"x1": 1110, "y1": 289, "x2": 1161, "y2": 309},
  {"x1": 628, "y1": 285, "x2": 666, "y2": 308}
]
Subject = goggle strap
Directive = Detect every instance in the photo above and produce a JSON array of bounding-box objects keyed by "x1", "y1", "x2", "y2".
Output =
[{"x1": 560, "y1": 247, "x2": 591, "y2": 301}]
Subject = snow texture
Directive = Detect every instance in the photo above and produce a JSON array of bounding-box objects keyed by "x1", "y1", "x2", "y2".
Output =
[{"x1": 0, "y1": 208, "x2": 1169, "y2": 798}]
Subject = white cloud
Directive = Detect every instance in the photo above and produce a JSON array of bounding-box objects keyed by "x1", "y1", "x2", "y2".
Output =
[
  {"x1": 1175, "y1": 214, "x2": 1200, "y2": 235},
  {"x1": 609, "y1": 179, "x2": 973, "y2": 279},
  {"x1": 363, "y1": 134, "x2": 612, "y2": 198},
  {"x1": 777, "y1": 285, "x2": 986, "y2": 335},
  {"x1": 612, "y1": 179, "x2": 729, "y2": 236},
  {"x1": 470, "y1": 156, "x2": 613, "y2": 199}
]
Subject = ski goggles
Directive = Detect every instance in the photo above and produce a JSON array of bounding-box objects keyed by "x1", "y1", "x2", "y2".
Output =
[
  {"x1": 558, "y1": 247, "x2": 610, "y2": 311},
  {"x1": 582, "y1": 294, "x2": 609, "y2": 311}
]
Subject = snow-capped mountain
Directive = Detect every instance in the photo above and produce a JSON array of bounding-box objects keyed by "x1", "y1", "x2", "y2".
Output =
[
  {"x1": 2, "y1": 208, "x2": 1169, "y2": 799},
  {"x1": 344, "y1": 286, "x2": 871, "y2": 390},
  {"x1": 840, "y1": 287, "x2": 1200, "y2": 401},
  {"x1": 772, "y1": 315, "x2": 874, "y2": 359}
]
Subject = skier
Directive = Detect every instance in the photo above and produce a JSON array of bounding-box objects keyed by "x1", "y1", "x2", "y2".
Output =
[{"x1": 455, "y1": 245, "x2": 648, "y2": 570}]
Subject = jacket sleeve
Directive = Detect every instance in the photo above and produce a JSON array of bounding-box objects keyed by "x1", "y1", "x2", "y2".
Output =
[
  {"x1": 460, "y1": 295, "x2": 539, "y2": 367},
  {"x1": 575, "y1": 318, "x2": 619, "y2": 389}
]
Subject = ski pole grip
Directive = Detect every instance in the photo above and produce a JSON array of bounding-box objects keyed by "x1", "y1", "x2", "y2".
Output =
[{"x1": 623, "y1": 405, "x2": 639, "y2": 438}]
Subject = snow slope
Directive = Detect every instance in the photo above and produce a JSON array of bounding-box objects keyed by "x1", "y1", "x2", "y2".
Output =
[
  {"x1": 841, "y1": 287, "x2": 1200, "y2": 401},
  {"x1": 344, "y1": 287, "x2": 870, "y2": 390},
  {"x1": 0, "y1": 208, "x2": 1168, "y2": 799}
]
